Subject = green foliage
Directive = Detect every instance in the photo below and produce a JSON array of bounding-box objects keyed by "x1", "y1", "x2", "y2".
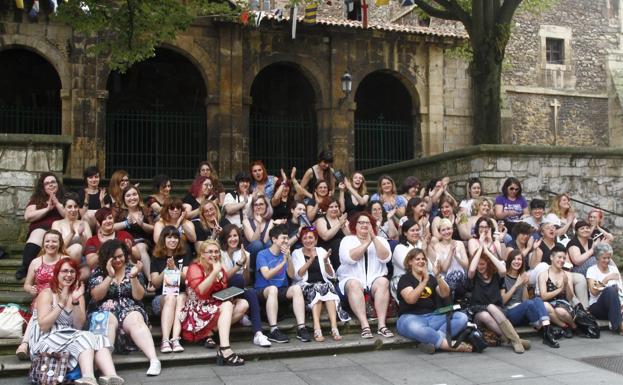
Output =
[
  {"x1": 55, "y1": 0, "x2": 241, "y2": 72},
  {"x1": 519, "y1": 0, "x2": 559, "y2": 15}
]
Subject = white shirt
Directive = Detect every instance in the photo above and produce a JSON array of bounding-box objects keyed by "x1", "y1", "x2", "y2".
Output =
[
  {"x1": 291, "y1": 247, "x2": 335, "y2": 283},
  {"x1": 586, "y1": 264, "x2": 621, "y2": 306},
  {"x1": 392, "y1": 241, "x2": 423, "y2": 278},
  {"x1": 222, "y1": 192, "x2": 251, "y2": 227},
  {"x1": 220, "y1": 249, "x2": 245, "y2": 276},
  {"x1": 337, "y1": 235, "x2": 391, "y2": 293}
]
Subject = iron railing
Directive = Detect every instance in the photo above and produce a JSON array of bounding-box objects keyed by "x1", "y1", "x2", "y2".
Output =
[
  {"x1": 0, "y1": 106, "x2": 61, "y2": 135},
  {"x1": 355, "y1": 116, "x2": 413, "y2": 170},
  {"x1": 249, "y1": 114, "x2": 317, "y2": 175},
  {"x1": 105, "y1": 110, "x2": 207, "y2": 179}
]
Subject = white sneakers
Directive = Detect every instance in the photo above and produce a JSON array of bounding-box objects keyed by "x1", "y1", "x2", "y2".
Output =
[
  {"x1": 253, "y1": 331, "x2": 272, "y2": 347},
  {"x1": 240, "y1": 315, "x2": 252, "y2": 327},
  {"x1": 146, "y1": 358, "x2": 161, "y2": 376}
]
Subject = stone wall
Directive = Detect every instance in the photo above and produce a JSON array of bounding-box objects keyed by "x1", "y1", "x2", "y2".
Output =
[
  {"x1": 503, "y1": 0, "x2": 620, "y2": 145},
  {"x1": 0, "y1": 134, "x2": 72, "y2": 245},
  {"x1": 364, "y1": 145, "x2": 623, "y2": 254}
]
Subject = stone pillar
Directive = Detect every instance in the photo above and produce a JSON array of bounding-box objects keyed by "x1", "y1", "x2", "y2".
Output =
[
  {"x1": 607, "y1": 50, "x2": 623, "y2": 147},
  {"x1": 205, "y1": 95, "x2": 220, "y2": 167},
  {"x1": 217, "y1": 24, "x2": 245, "y2": 179},
  {"x1": 329, "y1": 36, "x2": 354, "y2": 173},
  {"x1": 425, "y1": 46, "x2": 444, "y2": 155}
]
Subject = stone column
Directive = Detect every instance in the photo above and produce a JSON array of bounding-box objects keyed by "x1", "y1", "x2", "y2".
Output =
[
  {"x1": 205, "y1": 94, "x2": 220, "y2": 167},
  {"x1": 329, "y1": 36, "x2": 354, "y2": 173},
  {"x1": 217, "y1": 24, "x2": 245, "y2": 179},
  {"x1": 425, "y1": 46, "x2": 444, "y2": 155}
]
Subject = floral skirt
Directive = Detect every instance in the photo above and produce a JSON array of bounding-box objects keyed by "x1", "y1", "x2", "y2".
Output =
[
  {"x1": 179, "y1": 296, "x2": 222, "y2": 343},
  {"x1": 298, "y1": 281, "x2": 340, "y2": 309}
]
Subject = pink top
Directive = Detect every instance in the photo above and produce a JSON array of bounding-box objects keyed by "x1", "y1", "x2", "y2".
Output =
[{"x1": 32, "y1": 257, "x2": 56, "y2": 307}]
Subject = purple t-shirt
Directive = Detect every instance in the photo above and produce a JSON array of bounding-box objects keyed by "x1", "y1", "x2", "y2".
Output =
[{"x1": 494, "y1": 195, "x2": 527, "y2": 222}]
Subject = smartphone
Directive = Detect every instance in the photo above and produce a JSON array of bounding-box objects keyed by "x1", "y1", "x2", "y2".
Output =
[{"x1": 593, "y1": 232, "x2": 604, "y2": 241}]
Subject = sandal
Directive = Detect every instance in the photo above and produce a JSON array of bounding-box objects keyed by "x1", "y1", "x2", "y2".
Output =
[
  {"x1": 204, "y1": 335, "x2": 216, "y2": 349},
  {"x1": 75, "y1": 377, "x2": 98, "y2": 385},
  {"x1": 361, "y1": 327, "x2": 373, "y2": 339},
  {"x1": 216, "y1": 346, "x2": 244, "y2": 366},
  {"x1": 15, "y1": 342, "x2": 29, "y2": 361},
  {"x1": 377, "y1": 326, "x2": 394, "y2": 338},
  {"x1": 331, "y1": 328, "x2": 342, "y2": 341},
  {"x1": 314, "y1": 329, "x2": 325, "y2": 342}
]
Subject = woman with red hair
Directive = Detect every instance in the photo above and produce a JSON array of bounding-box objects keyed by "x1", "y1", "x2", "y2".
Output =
[
  {"x1": 31, "y1": 257, "x2": 122, "y2": 385},
  {"x1": 249, "y1": 160, "x2": 277, "y2": 200},
  {"x1": 587, "y1": 209, "x2": 614, "y2": 243},
  {"x1": 337, "y1": 212, "x2": 393, "y2": 339},
  {"x1": 182, "y1": 176, "x2": 220, "y2": 220}
]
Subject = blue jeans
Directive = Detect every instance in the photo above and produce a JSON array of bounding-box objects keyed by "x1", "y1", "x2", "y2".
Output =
[
  {"x1": 505, "y1": 298, "x2": 549, "y2": 327},
  {"x1": 229, "y1": 274, "x2": 263, "y2": 334},
  {"x1": 396, "y1": 312, "x2": 468, "y2": 348},
  {"x1": 589, "y1": 286, "x2": 622, "y2": 332}
]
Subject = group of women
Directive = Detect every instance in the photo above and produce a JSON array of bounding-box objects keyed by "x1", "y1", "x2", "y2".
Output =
[{"x1": 13, "y1": 154, "x2": 623, "y2": 382}]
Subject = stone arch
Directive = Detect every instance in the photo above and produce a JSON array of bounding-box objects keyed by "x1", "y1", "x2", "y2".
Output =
[
  {"x1": 0, "y1": 36, "x2": 71, "y2": 93},
  {"x1": 352, "y1": 68, "x2": 420, "y2": 170},
  {"x1": 351, "y1": 66, "x2": 420, "y2": 113},
  {"x1": 244, "y1": 56, "x2": 326, "y2": 108}
]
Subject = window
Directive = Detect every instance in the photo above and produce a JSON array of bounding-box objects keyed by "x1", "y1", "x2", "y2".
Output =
[
  {"x1": 546, "y1": 38, "x2": 564, "y2": 65},
  {"x1": 347, "y1": 0, "x2": 362, "y2": 21}
]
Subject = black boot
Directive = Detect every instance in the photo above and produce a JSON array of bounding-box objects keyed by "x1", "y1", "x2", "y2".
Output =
[
  {"x1": 15, "y1": 243, "x2": 41, "y2": 280},
  {"x1": 542, "y1": 325, "x2": 560, "y2": 348}
]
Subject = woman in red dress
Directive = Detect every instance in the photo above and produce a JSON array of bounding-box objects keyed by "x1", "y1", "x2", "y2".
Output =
[{"x1": 180, "y1": 240, "x2": 248, "y2": 366}]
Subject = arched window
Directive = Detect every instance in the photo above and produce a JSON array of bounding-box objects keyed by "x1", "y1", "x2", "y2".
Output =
[
  {"x1": 249, "y1": 63, "x2": 317, "y2": 174},
  {"x1": 354, "y1": 71, "x2": 416, "y2": 169},
  {"x1": 105, "y1": 48, "x2": 207, "y2": 179},
  {"x1": 0, "y1": 48, "x2": 61, "y2": 134}
]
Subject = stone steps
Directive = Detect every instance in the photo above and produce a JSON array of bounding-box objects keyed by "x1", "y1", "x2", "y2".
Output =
[{"x1": 1, "y1": 321, "x2": 611, "y2": 377}]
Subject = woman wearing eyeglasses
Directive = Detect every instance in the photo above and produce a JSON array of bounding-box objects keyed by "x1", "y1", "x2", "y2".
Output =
[
  {"x1": 243, "y1": 195, "x2": 285, "y2": 280},
  {"x1": 31, "y1": 257, "x2": 123, "y2": 385},
  {"x1": 105, "y1": 169, "x2": 130, "y2": 209},
  {"x1": 494, "y1": 177, "x2": 529, "y2": 235},
  {"x1": 182, "y1": 176, "x2": 220, "y2": 220},
  {"x1": 180, "y1": 240, "x2": 248, "y2": 365},
  {"x1": 88, "y1": 239, "x2": 160, "y2": 376},
  {"x1": 337, "y1": 212, "x2": 393, "y2": 339}
]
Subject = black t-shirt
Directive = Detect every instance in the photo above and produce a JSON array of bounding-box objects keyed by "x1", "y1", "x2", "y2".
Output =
[
  {"x1": 150, "y1": 253, "x2": 193, "y2": 292},
  {"x1": 397, "y1": 272, "x2": 438, "y2": 315},
  {"x1": 344, "y1": 191, "x2": 367, "y2": 217},
  {"x1": 566, "y1": 237, "x2": 592, "y2": 255},
  {"x1": 76, "y1": 189, "x2": 107, "y2": 210},
  {"x1": 272, "y1": 199, "x2": 291, "y2": 220},
  {"x1": 182, "y1": 194, "x2": 200, "y2": 212},
  {"x1": 470, "y1": 272, "x2": 504, "y2": 307},
  {"x1": 538, "y1": 241, "x2": 564, "y2": 266},
  {"x1": 304, "y1": 253, "x2": 324, "y2": 283},
  {"x1": 193, "y1": 218, "x2": 231, "y2": 242}
]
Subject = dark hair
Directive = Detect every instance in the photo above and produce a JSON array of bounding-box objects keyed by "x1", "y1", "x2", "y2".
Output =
[
  {"x1": 153, "y1": 225, "x2": 186, "y2": 258},
  {"x1": 574, "y1": 220, "x2": 590, "y2": 233},
  {"x1": 425, "y1": 178, "x2": 440, "y2": 194},
  {"x1": 367, "y1": 200, "x2": 387, "y2": 224},
  {"x1": 529, "y1": 199, "x2": 546, "y2": 210},
  {"x1": 551, "y1": 244, "x2": 567, "y2": 255},
  {"x1": 62, "y1": 192, "x2": 80, "y2": 206},
  {"x1": 94, "y1": 207, "x2": 113, "y2": 224},
  {"x1": 399, "y1": 176, "x2": 421, "y2": 195},
  {"x1": 318, "y1": 149, "x2": 333, "y2": 163},
  {"x1": 83, "y1": 166, "x2": 100, "y2": 184},
  {"x1": 152, "y1": 174, "x2": 171, "y2": 193},
  {"x1": 406, "y1": 197, "x2": 425, "y2": 221},
  {"x1": 31, "y1": 172, "x2": 65, "y2": 209},
  {"x1": 505, "y1": 249, "x2": 525, "y2": 274},
  {"x1": 474, "y1": 216, "x2": 495, "y2": 237},
  {"x1": 501, "y1": 177, "x2": 522, "y2": 198},
  {"x1": 467, "y1": 177, "x2": 482, "y2": 199},
  {"x1": 269, "y1": 224, "x2": 289, "y2": 240},
  {"x1": 511, "y1": 222, "x2": 533, "y2": 239},
  {"x1": 121, "y1": 185, "x2": 144, "y2": 209},
  {"x1": 98, "y1": 239, "x2": 130, "y2": 272},
  {"x1": 160, "y1": 197, "x2": 184, "y2": 222},
  {"x1": 399, "y1": 219, "x2": 420, "y2": 245},
  {"x1": 219, "y1": 224, "x2": 243, "y2": 250}
]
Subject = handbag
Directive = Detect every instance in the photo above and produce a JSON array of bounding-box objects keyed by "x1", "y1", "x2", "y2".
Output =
[
  {"x1": 452, "y1": 324, "x2": 487, "y2": 353},
  {"x1": 0, "y1": 304, "x2": 25, "y2": 338},
  {"x1": 573, "y1": 303, "x2": 600, "y2": 339},
  {"x1": 29, "y1": 352, "x2": 71, "y2": 385}
]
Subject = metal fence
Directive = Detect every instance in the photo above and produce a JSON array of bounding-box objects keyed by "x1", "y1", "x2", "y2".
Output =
[
  {"x1": 249, "y1": 114, "x2": 317, "y2": 175},
  {"x1": 106, "y1": 110, "x2": 207, "y2": 179},
  {"x1": 0, "y1": 106, "x2": 61, "y2": 135},
  {"x1": 355, "y1": 117, "x2": 413, "y2": 170}
]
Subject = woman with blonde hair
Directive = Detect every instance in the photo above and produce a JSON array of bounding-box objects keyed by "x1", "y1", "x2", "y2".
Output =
[
  {"x1": 193, "y1": 199, "x2": 230, "y2": 253},
  {"x1": 338, "y1": 171, "x2": 369, "y2": 217},
  {"x1": 180, "y1": 240, "x2": 248, "y2": 365},
  {"x1": 548, "y1": 194, "x2": 576, "y2": 245},
  {"x1": 370, "y1": 175, "x2": 407, "y2": 218},
  {"x1": 106, "y1": 169, "x2": 130, "y2": 208}
]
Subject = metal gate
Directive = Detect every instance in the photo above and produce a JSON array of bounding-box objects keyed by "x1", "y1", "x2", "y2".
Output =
[
  {"x1": 0, "y1": 106, "x2": 60, "y2": 135},
  {"x1": 355, "y1": 116, "x2": 413, "y2": 170},
  {"x1": 105, "y1": 110, "x2": 207, "y2": 179},
  {"x1": 249, "y1": 113, "x2": 317, "y2": 175}
]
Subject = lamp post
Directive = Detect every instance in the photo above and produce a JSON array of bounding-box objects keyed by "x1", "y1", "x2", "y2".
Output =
[{"x1": 339, "y1": 71, "x2": 352, "y2": 106}]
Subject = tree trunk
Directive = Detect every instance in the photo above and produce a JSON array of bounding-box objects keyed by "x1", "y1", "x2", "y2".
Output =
[{"x1": 471, "y1": 43, "x2": 503, "y2": 145}]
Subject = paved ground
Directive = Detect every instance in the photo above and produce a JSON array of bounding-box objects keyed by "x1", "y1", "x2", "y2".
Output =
[{"x1": 4, "y1": 333, "x2": 623, "y2": 385}]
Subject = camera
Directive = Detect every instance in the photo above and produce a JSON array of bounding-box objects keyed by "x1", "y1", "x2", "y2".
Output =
[{"x1": 333, "y1": 170, "x2": 345, "y2": 183}]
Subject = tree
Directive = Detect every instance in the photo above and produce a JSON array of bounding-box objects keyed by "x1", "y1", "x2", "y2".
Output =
[
  {"x1": 55, "y1": 0, "x2": 241, "y2": 72},
  {"x1": 411, "y1": 0, "x2": 555, "y2": 144}
]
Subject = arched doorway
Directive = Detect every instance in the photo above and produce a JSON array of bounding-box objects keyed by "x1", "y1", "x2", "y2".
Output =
[
  {"x1": 105, "y1": 48, "x2": 207, "y2": 179},
  {"x1": 354, "y1": 71, "x2": 415, "y2": 170},
  {"x1": 0, "y1": 48, "x2": 61, "y2": 134},
  {"x1": 249, "y1": 63, "x2": 317, "y2": 174}
]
